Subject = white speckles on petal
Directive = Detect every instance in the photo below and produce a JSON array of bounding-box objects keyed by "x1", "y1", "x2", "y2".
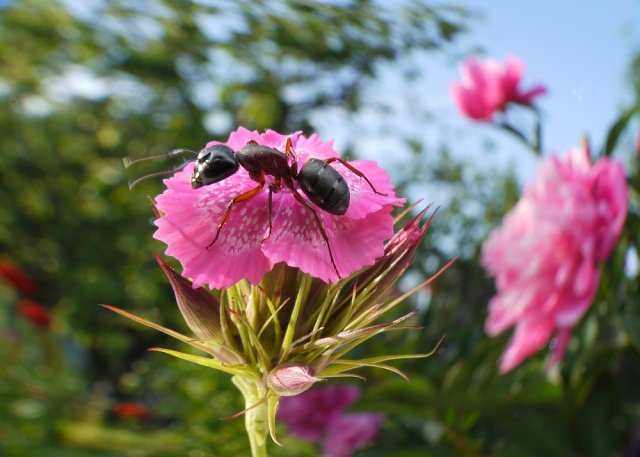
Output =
[{"x1": 153, "y1": 127, "x2": 401, "y2": 288}]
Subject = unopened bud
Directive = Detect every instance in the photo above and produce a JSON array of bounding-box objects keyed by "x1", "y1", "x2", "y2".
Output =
[
  {"x1": 155, "y1": 255, "x2": 238, "y2": 362},
  {"x1": 267, "y1": 363, "x2": 322, "y2": 397}
]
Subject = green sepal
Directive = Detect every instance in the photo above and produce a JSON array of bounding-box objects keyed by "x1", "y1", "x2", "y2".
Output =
[
  {"x1": 101, "y1": 304, "x2": 212, "y2": 354},
  {"x1": 149, "y1": 347, "x2": 257, "y2": 378},
  {"x1": 267, "y1": 394, "x2": 282, "y2": 446},
  {"x1": 322, "y1": 359, "x2": 410, "y2": 381}
]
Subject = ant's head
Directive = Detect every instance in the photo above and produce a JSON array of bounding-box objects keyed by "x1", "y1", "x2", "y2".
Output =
[{"x1": 191, "y1": 145, "x2": 239, "y2": 189}]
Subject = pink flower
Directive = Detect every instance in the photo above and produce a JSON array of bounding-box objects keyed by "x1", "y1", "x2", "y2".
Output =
[
  {"x1": 450, "y1": 56, "x2": 547, "y2": 121},
  {"x1": 153, "y1": 127, "x2": 402, "y2": 289},
  {"x1": 481, "y1": 143, "x2": 628, "y2": 372},
  {"x1": 277, "y1": 385, "x2": 360, "y2": 441},
  {"x1": 323, "y1": 413, "x2": 384, "y2": 457},
  {"x1": 278, "y1": 385, "x2": 384, "y2": 457}
]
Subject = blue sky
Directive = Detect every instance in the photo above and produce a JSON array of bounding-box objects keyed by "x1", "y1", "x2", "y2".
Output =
[
  {"x1": 459, "y1": 0, "x2": 639, "y2": 154},
  {"x1": 314, "y1": 0, "x2": 640, "y2": 184}
]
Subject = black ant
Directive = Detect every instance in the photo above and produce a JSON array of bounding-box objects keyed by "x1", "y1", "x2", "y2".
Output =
[{"x1": 125, "y1": 139, "x2": 386, "y2": 279}]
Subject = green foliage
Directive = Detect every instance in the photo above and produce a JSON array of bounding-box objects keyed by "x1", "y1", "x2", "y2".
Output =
[
  {"x1": 0, "y1": 0, "x2": 469, "y2": 455},
  {"x1": 2, "y1": 0, "x2": 640, "y2": 455}
]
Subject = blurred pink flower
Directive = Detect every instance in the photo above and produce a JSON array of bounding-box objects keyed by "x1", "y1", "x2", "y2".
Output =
[
  {"x1": 153, "y1": 127, "x2": 402, "y2": 289},
  {"x1": 277, "y1": 385, "x2": 360, "y2": 441},
  {"x1": 278, "y1": 385, "x2": 383, "y2": 457},
  {"x1": 482, "y1": 143, "x2": 628, "y2": 372},
  {"x1": 323, "y1": 413, "x2": 384, "y2": 457},
  {"x1": 450, "y1": 56, "x2": 547, "y2": 121}
]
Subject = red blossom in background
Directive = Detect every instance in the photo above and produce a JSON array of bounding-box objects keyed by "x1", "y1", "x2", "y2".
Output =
[
  {"x1": 450, "y1": 56, "x2": 547, "y2": 121},
  {"x1": 18, "y1": 299, "x2": 51, "y2": 329},
  {"x1": 0, "y1": 262, "x2": 37, "y2": 295},
  {"x1": 481, "y1": 143, "x2": 628, "y2": 372},
  {"x1": 113, "y1": 402, "x2": 149, "y2": 419},
  {"x1": 153, "y1": 127, "x2": 402, "y2": 288}
]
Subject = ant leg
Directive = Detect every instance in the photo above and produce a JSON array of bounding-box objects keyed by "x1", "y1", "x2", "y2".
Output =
[
  {"x1": 324, "y1": 157, "x2": 388, "y2": 196},
  {"x1": 262, "y1": 177, "x2": 283, "y2": 242},
  {"x1": 207, "y1": 179, "x2": 265, "y2": 249},
  {"x1": 284, "y1": 138, "x2": 298, "y2": 177},
  {"x1": 290, "y1": 188, "x2": 342, "y2": 280},
  {"x1": 261, "y1": 187, "x2": 274, "y2": 243}
]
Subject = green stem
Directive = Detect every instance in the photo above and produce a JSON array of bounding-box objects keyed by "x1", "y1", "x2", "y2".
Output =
[{"x1": 233, "y1": 376, "x2": 269, "y2": 457}]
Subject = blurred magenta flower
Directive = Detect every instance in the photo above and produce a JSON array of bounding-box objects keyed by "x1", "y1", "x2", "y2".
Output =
[
  {"x1": 153, "y1": 127, "x2": 402, "y2": 289},
  {"x1": 482, "y1": 143, "x2": 628, "y2": 372},
  {"x1": 323, "y1": 413, "x2": 384, "y2": 457},
  {"x1": 450, "y1": 56, "x2": 547, "y2": 121},
  {"x1": 277, "y1": 385, "x2": 360, "y2": 441},
  {"x1": 18, "y1": 299, "x2": 51, "y2": 329},
  {"x1": 278, "y1": 385, "x2": 383, "y2": 457}
]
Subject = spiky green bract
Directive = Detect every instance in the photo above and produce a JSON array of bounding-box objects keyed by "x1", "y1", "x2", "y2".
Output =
[
  {"x1": 155, "y1": 255, "x2": 239, "y2": 363},
  {"x1": 104, "y1": 208, "x2": 451, "y2": 455}
]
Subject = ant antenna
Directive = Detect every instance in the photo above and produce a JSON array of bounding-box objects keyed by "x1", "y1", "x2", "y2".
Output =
[
  {"x1": 126, "y1": 161, "x2": 191, "y2": 189},
  {"x1": 123, "y1": 149, "x2": 197, "y2": 168},
  {"x1": 123, "y1": 149, "x2": 197, "y2": 189}
]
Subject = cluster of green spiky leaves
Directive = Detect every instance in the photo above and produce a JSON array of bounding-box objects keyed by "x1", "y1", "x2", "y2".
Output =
[{"x1": 105, "y1": 207, "x2": 452, "y2": 447}]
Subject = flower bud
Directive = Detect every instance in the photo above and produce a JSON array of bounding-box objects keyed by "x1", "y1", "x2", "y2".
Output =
[
  {"x1": 156, "y1": 256, "x2": 233, "y2": 360},
  {"x1": 267, "y1": 363, "x2": 322, "y2": 397}
]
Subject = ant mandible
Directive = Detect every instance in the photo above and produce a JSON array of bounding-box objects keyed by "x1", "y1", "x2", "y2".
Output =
[{"x1": 191, "y1": 138, "x2": 387, "y2": 279}]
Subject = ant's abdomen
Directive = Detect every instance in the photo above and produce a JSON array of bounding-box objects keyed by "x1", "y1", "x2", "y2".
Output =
[{"x1": 298, "y1": 159, "x2": 350, "y2": 215}]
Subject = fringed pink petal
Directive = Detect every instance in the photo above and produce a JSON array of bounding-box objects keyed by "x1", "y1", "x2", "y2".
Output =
[
  {"x1": 294, "y1": 132, "x2": 339, "y2": 162},
  {"x1": 154, "y1": 127, "x2": 400, "y2": 287},
  {"x1": 218, "y1": 126, "x2": 263, "y2": 150},
  {"x1": 332, "y1": 160, "x2": 404, "y2": 219},
  {"x1": 153, "y1": 163, "x2": 273, "y2": 289},
  {"x1": 263, "y1": 204, "x2": 395, "y2": 283}
]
